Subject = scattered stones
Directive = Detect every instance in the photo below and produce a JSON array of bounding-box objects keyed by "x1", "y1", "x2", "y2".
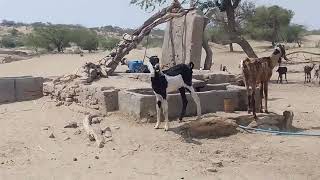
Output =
[
  {"x1": 73, "y1": 157, "x2": 78, "y2": 161},
  {"x1": 42, "y1": 126, "x2": 50, "y2": 130},
  {"x1": 95, "y1": 156, "x2": 99, "y2": 159},
  {"x1": 65, "y1": 98, "x2": 73, "y2": 102},
  {"x1": 74, "y1": 129, "x2": 82, "y2": 135},
  {"x1": 55, "y1": 102, "x2": 63, "y2": 107},
  {"x1": 43, "y1": 81, "x2": 119, "y2": 116},
  {"x1": 206, "y1": 168, "x2": 218, "y2": 173},
  {"x1": 92, "y1": 117, "x2": 103, "y2": 124},
  {"x1": 212, "y1": 160, "x2": 223, "y2": 168},
  {"x1": 64, "y1": 122, "x2": 78, "y2": 128},
  {"x1": 49, "y1": 133, "x2": 55, "y2": 138},
  {"x1": 102, "y1": 127, "x2": 112, "y2": 138},
  {"x1": 113, "y1": 126, "x2": 120, "y2": 130}
]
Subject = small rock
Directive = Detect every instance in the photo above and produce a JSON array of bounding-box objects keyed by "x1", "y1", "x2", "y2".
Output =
[
  {"x1": 1, "y1": 162, "x2": 4, "y2": 165},
  {"x1": 212, "y1": 160, "x2": 223, "y2": 167},
  {"x1": 95, "y1": 156, "x2": 99, "y2": 159},
  {"x1": 65, "y1": 98, "x2": 73, "y2": 102},
  {"x1": 92, "y1": 117, "x2": 102, "y2": 124},
  {"x1": 42, "y1": 126, "x2": 50, "y2": 130},
  {"x1": 112, "y1": 148, "x2": 116, "y2": 151},
  {"x1": 287, "y1": 104, "x2": 291, "y2": 107},
  {"x1": 55, "y1": 102, "x2": 63, "y2": 107},
  {"x1": 102, "y1": 127, "x2": 112, "y2": 138},
  {"x1": 64, "y1": 137, "x2": 71, "y2": 141},
  {"x1": 49, "y1": 133, "x2": 55, "y2": 138},
  {"x1": 207, "y1": 168, "x2": 218, "y2": 173},
  {"x1": 88, "y1": 165, "x2": 91, "y2": 169},
  {"x1": 113, "y1": 126, "x2": 120, "y2": 130},
  {"x1": 215, "y1": 150, "x2": 223, "y2": 154},
  {"x1": 73, "y1": 158, "x2": 78, "y2": 161},
  {"x1": 248, "y1": 120, "x2": 258, "y2": 128},
  {"x1": 64, "y1": 102, "x2": 72, "y2": 106},
  {"x1": 180, "y1": 177, "x2": 184, "y2": 179},
  {"x1": 74, "y1": 129, "x2": 82, "y2": 135},
  {"x1": 64, "y1": 122, "x2": 78, "y2": 128}
]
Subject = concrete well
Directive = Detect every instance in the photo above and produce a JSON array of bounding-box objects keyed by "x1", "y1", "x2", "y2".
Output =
[{"x1": 118, "y1": 83, "x2": 257, "y2": 121}]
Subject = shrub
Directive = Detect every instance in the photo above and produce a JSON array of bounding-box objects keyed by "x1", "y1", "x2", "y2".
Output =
[
  {"x1": 141, "y1": 36, "x2": 163, "y2": 48},
  {"x1": 0, "y1": 35, "x2": 16, "y2": 48},
  {"x1": 99, "y1": 37, "x2": 120, "y2": 50}
]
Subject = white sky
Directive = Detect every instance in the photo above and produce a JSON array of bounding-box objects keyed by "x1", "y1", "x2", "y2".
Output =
[{"x1": 0, "y1": 0, "x2": 318, "y2": 30}]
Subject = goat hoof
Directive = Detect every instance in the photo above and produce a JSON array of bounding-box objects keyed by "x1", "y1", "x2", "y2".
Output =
[
  {"x1": 265, "y1": 110, "x2": 269, "y2": 114},
  {"x1": 164, "y1": 126, "x2": 169, "y2": 131},
  {"x1": 154, "y1": 124, "x2": 160, "y2": 129},
  {"x1": 253, "y1": 115, "x2": 258, "y2": 119}
]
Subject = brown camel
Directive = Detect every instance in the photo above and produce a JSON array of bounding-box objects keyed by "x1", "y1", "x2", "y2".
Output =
[
  {"x1": 242, "y1": 44, "x2": 288, "y2": 119},
  {"x1": 304, "y1": 63, "x2": 316, "y2": 83}
]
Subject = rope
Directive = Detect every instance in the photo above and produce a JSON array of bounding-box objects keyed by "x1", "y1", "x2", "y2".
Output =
[
  {"x1": 143, "y1": 35, "x2": 150, "y2": 63},
  {"x1": 238, "y1": 125, "x2": 320, "y2": 137}
]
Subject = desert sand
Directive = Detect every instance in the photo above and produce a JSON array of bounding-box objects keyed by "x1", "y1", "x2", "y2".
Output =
[{"x1": 1, "y1": 38, "x2": 320, "y2": 180}]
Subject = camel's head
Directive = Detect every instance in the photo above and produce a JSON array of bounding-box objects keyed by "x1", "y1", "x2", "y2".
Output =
[{"x1": 274, "y1": 44, "x2": 289, "y2": 61}]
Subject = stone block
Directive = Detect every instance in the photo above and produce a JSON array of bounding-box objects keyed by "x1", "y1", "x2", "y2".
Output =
[
  {"x1": 0, "y1": 76, "x2": 43, "y2": 104},
  {"x1": 161, "y1": 10, "x2": 204, "y2": 69},
  {"x1": 0, "y1": 78, "x2": 15, "y2": 104}
]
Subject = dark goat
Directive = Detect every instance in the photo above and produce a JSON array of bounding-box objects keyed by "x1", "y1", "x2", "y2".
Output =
[
  {"x1": 147, "y1": 56, "x2": 201, "y2": 131},
  {"x1": 276, "y1": 66, "x2": 288, "y2": 83}
]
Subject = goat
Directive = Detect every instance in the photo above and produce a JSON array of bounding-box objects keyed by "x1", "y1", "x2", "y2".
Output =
[
  {"x1": 304, "y1": 63, "x2": 316, "y2": 83},
  {"x1": 276, "y1": 66, "x2": 288, "y2": 83},
  {"x1": 147, "y1": 56, "x2": 201, "y2": 131}
]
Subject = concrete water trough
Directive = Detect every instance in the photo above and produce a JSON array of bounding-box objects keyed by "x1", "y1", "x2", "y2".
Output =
[
  {"x1": 118, "y1": 83, "x2": 256, "y2": 121},
  {"x1": 0, "y1": 76, "x2": 43, "y2": 104}
]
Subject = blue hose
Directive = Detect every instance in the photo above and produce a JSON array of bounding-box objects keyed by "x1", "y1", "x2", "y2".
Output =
[{"x1": 238, "y1": 125, "x2": 320, "y2": 137}]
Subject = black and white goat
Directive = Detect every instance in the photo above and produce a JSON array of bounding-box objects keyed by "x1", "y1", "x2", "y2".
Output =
[
  {"x1": 276, "y1": 57, "x2": 288, "y2": 84},
  {"x1": 147, "y1": 56, "x2": 201, "y2": 131}
]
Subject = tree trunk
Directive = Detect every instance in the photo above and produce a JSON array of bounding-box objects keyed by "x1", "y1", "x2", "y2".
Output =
[
  {"x1": 224, "y1": 0, "x2": 258, "y2": 58},
  {"x1": 203, "y1": 16, "x2": 213, "y2": 70},
  {"x1": 229, "y1": 43, "x2": 233, "y2": 52},
  {"x1": 232, "y1": 36, "x2": 257, "y2": 58}
]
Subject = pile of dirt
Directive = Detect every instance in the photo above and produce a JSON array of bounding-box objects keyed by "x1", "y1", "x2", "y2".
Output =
[{"x1": 179, "y1": 117, "x2": 239, "y2": 138}]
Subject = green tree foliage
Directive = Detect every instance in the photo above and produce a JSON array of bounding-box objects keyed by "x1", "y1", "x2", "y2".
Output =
[
  {"x1": 24, "y1": 33, "x2": 49, "y2": 52},
  {"x1": 9, "y1": 28, "x2": 19, "y2": 36},
  {"x1": 71, "y1": 29, "x2": 99, "y2": 52},
  {"x1": 281, "y1": 24, "x2": 306, "y2": 43},
  {"x1": 0, "y1": 35, "x2": 16, "y2": 48},
  {"x1": 245, "y1": 5, "x2": 294, "y2": 43},
  {"x1": 99, "y1": 37, "x2": 120, "y2": 50},
  {"x1": 33, "y1": 26, "x2": 72, "y2": 52}
]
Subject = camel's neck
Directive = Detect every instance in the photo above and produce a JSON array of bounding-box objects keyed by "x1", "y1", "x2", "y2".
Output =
[{"x1": 270, "y1": 53, "x2": 281, "y2": 69}]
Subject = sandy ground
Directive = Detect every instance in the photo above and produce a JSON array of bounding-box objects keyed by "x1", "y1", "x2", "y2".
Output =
[{"x1": 1, "y1": 40, "x2": 320, "y2": 180}]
